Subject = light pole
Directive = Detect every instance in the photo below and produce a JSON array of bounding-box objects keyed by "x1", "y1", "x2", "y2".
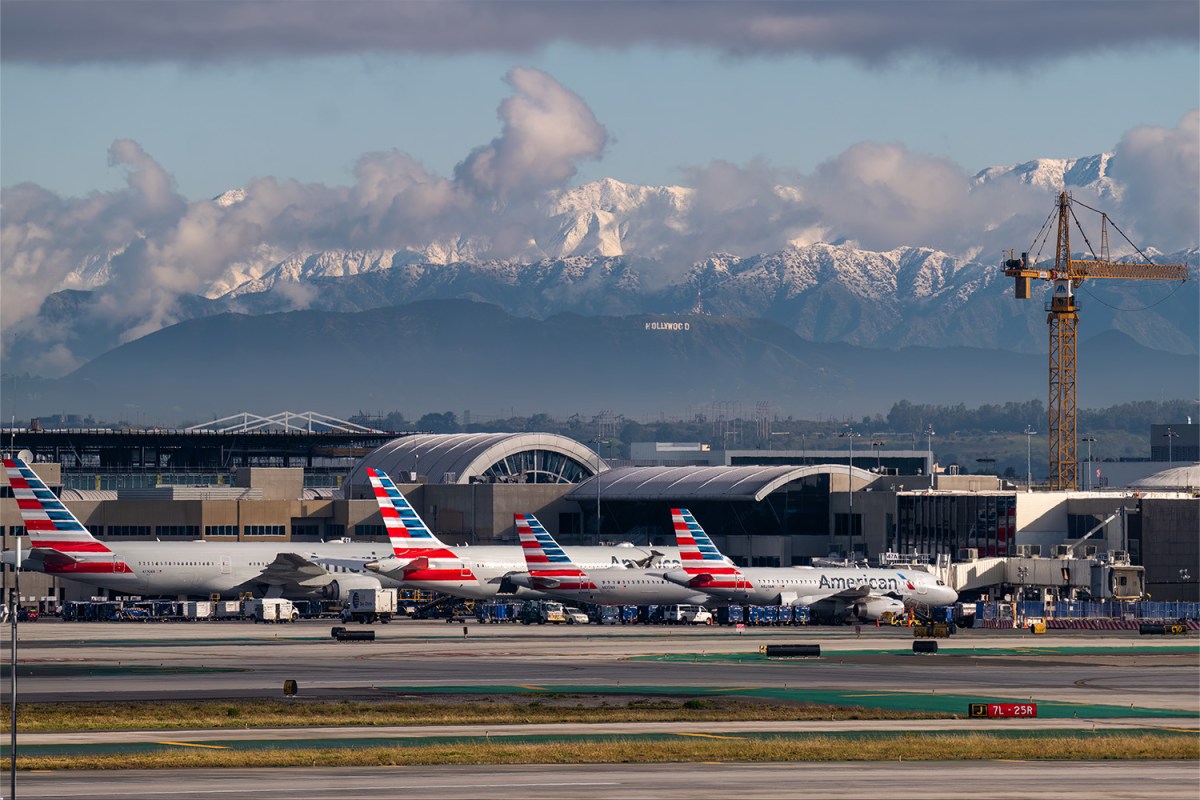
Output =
[
  {"x1": 870, "y1": 439, "x2": 886, "y2": 472},
  {"x1": 1080, "y1": 435, "x2": 1096, "y2": 491},
  {"x1": 924, "y1": 425, "x2": 935, "y2": 483},
  {"x1": 1164, "y1": 427, "x2": 1178, "y2": 465},
  {"x1": 839, "y1": 428, "x2": 860, "y2": 560},
  {"x1": 589, "y1": 438, "x2": 608, "y2": 540},
  {"x1": 1024, "y1": 426, "x2": 1037, "y2": 492},
  {"x1": 768, "y1": 431, "x2": 790, "y2": 451}
]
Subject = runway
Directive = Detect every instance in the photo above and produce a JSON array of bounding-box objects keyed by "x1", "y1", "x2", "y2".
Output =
[
  {"x1": 2, "y1": 620, "x2": 1197, "y2": 798},
  {"x1": 5, "y1": 620, "x2": 1197, "y2": 716},
  {"x1": 11, "y1": 761, "x2": 1200, "y2": 800}
]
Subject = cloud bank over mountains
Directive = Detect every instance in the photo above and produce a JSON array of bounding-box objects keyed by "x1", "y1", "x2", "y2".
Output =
[
  {"x1": 4, "y1": 0, "x2": 1195, "y2": 68},
  {"x1": 2, "y1": 65, "x2": 1196, "y2": 375}
]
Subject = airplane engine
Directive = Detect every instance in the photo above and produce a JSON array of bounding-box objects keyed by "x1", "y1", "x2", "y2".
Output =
[
  {"x1": 853, "y1": 596, "x2": 905, "y2": 620},
  {"x1": 320, "y1": 575, "x2": 383, "y2": 601}
]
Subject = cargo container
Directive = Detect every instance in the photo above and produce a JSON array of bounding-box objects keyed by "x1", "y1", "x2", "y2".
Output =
[
  {"x1": 182, "y1": 601, "x2": 213, "y2": 620},
  {"x1": 246, "y1": 598, "x2": 298, "y2": 623},
  {"x1": 213, "y1": 600, "x2": 243, "y2": 620},
  {"x1": 716, "y1": 605, "x2": 744, "y2": 626}
]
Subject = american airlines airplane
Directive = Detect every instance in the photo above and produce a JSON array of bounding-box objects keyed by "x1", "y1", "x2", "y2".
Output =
[
  {"x1": 2, "y1": 456, "x2": 400, "y2": 600},
  {"x1": 508, "y1": 512, "x2": 714, "y2": 606},
  {"x1": 660, "y1": 508, "x2": 958, "y2": 621},
  {"x1": 361, "y1": 468, "x2": 679, "y2": 600}
]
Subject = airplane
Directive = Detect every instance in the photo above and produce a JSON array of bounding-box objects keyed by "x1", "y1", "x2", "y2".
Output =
[
  {"x1": 508, "y1": 512, "x2": 716, "y2": 606},
  {"x1": 660, "y1": 508, "x2": 958, "y2": 621},
  {"x1": 362, "y1": 467, "x2": 679, "y2": 600},
  {"x1": 2, "y1": 456, "x2": 401, "y2": 600}
]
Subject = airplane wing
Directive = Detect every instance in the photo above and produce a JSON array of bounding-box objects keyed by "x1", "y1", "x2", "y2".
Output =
[
  {"x1": 630, "y1": 549, "x2": 665, "y2": 569},
  {"x1": 22, "y1": 547, "x2": 84, "y2": 572},
  {"x1": 364, "y1": 555, "x2": 425, "y2": 578},
  {"x1": 788, "y1": 584, "x2": 883, "y2": 606},
  {"x1": 258, "y1": 552, "x2": 334, "y2": 587}
]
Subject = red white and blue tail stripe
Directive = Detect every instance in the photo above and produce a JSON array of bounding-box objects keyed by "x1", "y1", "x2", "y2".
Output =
[
  {"x1": 671, "y1": 507, "x2": 746, "y2": 589},
  {"x1": 3, "y1": 457, "x2": 129, "y2": 574},
  {"x1": 366, "y1": 468, "x2": 445, "y2": 547},
  {"x1": 365, "y1": 467, "x2": 473, "y2": 582},
  {"x1": 515, "y1": 513, "x2": 596, "y2": 591}
]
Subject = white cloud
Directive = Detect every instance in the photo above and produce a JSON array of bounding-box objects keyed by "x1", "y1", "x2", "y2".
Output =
[
  {"x1": 1111, "y1": 110, "x2": 1200, "y2": 251},
  {"x1": 455, "y1": 67, "x2": 608, "y2": 200}
]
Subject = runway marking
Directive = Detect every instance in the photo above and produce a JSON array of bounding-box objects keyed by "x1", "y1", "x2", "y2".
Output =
[
  {"x1": 157, "y1": 741, "x2": 231, "y2": 749},
  {"x1": 517, "y1": 684, "x2": 547, "y2": 691},
  {"x1": 674, "y1": 732, "x2": 747, "y2": 740}
]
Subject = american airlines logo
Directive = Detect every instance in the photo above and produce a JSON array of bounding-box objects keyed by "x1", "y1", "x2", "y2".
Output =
[
  {"x1": 819, "y1": 574, "x2": 901, "y2": 591},
  {"x1": 645, "y1": 321, "x2": 690, "y2": 331}
]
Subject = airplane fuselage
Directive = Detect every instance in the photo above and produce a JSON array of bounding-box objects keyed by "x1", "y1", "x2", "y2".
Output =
[
  {"x1": 20, "y1": 540, "x2": 401, "y2": 599},
  {"x1": 512, "y1": 565, "x2": 713, "y2": 606},
  {"x1": 668, "y1": 566, "x2": 957, "y2": 608},
  {"x1": 377, "y1": 544, "x2": 683, "y2": 601}
]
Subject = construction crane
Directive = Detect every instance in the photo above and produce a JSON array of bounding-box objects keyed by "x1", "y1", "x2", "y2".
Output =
[{"x1": 1004, "y1": 192, "x2": 1189, "y2": 491}]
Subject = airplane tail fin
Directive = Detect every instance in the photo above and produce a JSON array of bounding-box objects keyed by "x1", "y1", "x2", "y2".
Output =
[
  {"x1": 671, "y1": 507, "x2": 744, "y2": 584},
  {"x1": 514, "y1": 513, "x2": 593, "y2": 590},
  {"x1": 366, "y1": 468, "x2": 448, "y2": 551},
  {"x1": 3, "y1": 457, "x2": 113, "y2": 558}
]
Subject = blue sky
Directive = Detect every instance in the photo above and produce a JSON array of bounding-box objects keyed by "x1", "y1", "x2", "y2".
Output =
[
  {"x1": 2, "y1": 3, "x2": 1196, "y2": 200},
  {"x1": 2, "y1": 1, "x2": 1197, "y2": 379}
]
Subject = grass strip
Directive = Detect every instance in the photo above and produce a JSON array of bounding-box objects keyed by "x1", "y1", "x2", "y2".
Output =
[
  {"x1": 13, "y1": 732, "x2": 1198, "y2": 771},
  {"x1": 9, "y1": 697, "x2": 946, "y2": 733}
]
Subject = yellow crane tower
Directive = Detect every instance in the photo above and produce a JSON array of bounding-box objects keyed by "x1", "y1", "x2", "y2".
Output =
[{"x1": 1004, "y1": 192, "x2": 1189, "y2": 491}]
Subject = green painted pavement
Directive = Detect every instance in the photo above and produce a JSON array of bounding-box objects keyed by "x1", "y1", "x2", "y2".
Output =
[
  {"x1": 379, "y1": 684, "x2": 1193, "y2": 718},
  {"x1": 6, "y1": 727, "x2": 1194, "y2": 759},
  {"x1": 635, "y1": 645, "x2": 1198, "y2": 660}
]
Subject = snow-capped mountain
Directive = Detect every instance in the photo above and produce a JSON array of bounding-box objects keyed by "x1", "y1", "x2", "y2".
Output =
[
  {"x1": 9, "y1": 150, "x2": 1193, "y2": 383},
  {"x1": 972, "y1": 153, "x2": 1120, "y2": 199}
]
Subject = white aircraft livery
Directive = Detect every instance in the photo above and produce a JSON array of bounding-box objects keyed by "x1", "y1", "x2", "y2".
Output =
[
  {"x1": 2, "y1": 456, "x2": 398, "y2": 600},
  {"x1": 362, "y1": 467, "x2": 680, "y2": 600},
  {"x1": 508, "y1": 512, "x2": 712, "y2": 606},
  {"x1": 660, "y1": 508, "x2": 957, "y2": 621}
]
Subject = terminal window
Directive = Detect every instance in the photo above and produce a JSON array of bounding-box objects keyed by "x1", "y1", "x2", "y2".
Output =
[
  {"x1": 106, "y1": 525, "x2": 151, "y2": 537},
  {"x1": 244, "y1": 525, "x2": 286, "y2": 537},
  {"x1": 205, "y1": 525, "x2": 238, "y2": 537},
  {"x1": 156, "y1": 526, "x2": 201, "y2": 538}
]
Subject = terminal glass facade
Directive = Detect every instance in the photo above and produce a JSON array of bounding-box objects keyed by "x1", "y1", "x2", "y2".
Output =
[
  {"x1": 479, "y1": 449, "x2": 592, "y2": 484},
  {"x1": 895, "y1": 494, "x2": 1017, "y2": 558},
  {"x1": 594, "y1": 474, "x2": 831, "y2": 548}
]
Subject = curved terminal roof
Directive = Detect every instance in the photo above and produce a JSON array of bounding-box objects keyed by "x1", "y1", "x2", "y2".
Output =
[
  {"x1": 1130, "y1": 464, "x2": 1200, "y2": 492},
  {"x1": 349, "y1": 433, "x2": 607, "y2": 487},
  {"x1": 565, "y1": 464, "x2": 877, "y2": 503}
]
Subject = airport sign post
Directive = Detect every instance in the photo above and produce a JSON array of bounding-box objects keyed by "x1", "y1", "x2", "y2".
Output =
[{"x1": 969, "y1": 703, "x2": 1038, "y2": 718}]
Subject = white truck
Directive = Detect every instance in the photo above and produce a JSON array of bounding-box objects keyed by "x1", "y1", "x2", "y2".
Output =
[
  {"x1": 340, "y1": 588, "x2": 397, "y2": 624},
  {"x1": 664, "y1": 604, "x2": 714, "y2": 625},
  {"x1": 246, "y1": 598, "x2": 299, "y2": 623}
]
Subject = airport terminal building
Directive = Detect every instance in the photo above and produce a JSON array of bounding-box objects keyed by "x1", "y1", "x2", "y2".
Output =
[{"x1": 3, "y1": 430, "x2": 1197, "y2": 605}]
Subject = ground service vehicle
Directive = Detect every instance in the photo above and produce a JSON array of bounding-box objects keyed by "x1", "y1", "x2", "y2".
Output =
[
  {"x1": 519, "y1": 600, "x2": 567, "y2": 624},
  {"x1": 340, "y1": 588, "x2": 398, "y2": 624},
  {"x1": 563, "y1": 606, "x2": 590, "y2": 624},
  {"x1": 664, "y1": 604, "x2": 714, "y2": 625}
]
